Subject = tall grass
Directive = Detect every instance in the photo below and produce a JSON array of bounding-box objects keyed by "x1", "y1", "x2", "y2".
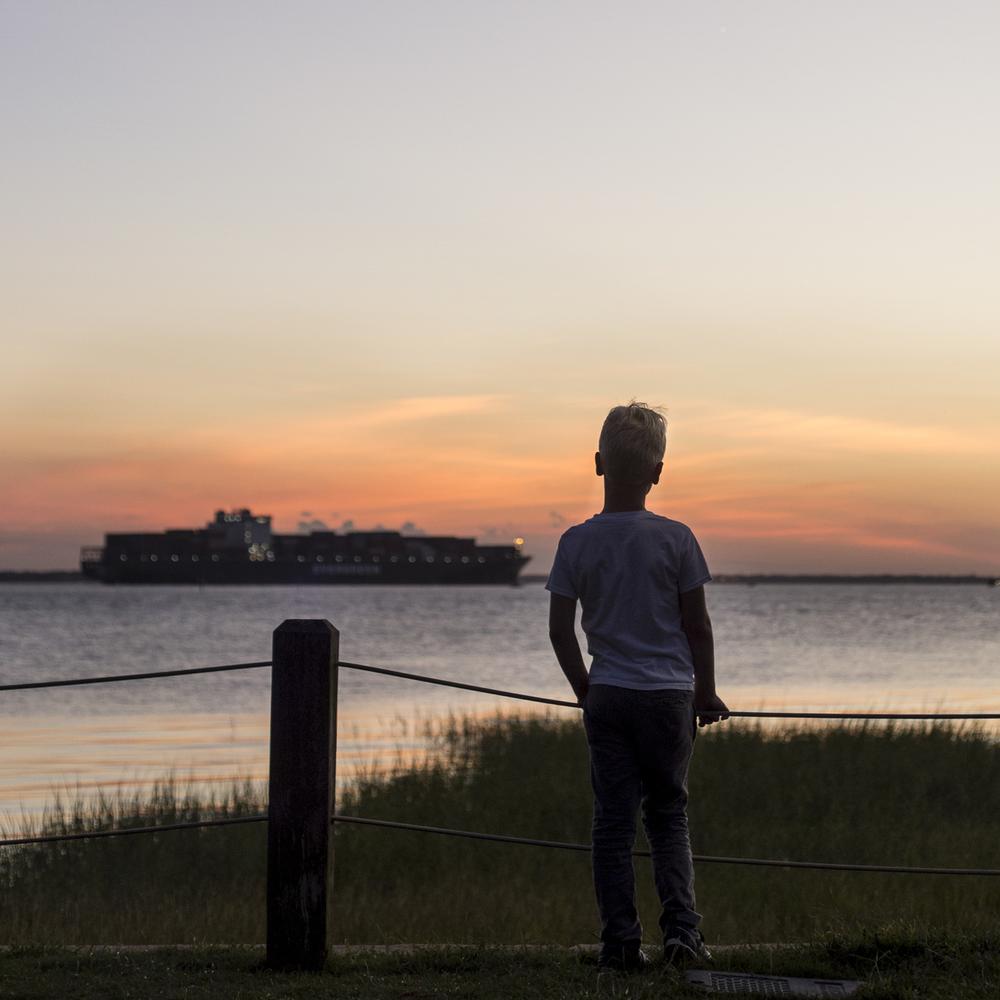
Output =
[
  {"x1": 0, "y1": 778, "x2": 267, "y2": 945},
  {"x1": 1, "y1": 716, "x2": 997, "y2": 945}
]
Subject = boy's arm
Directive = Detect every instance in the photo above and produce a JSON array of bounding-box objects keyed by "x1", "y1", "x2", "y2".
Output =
[
  {"x1": 679, "y1": 585, "x2": 730, "y2": 727},
  {"x1": 548, "y1": 593, "x2": 589, "y2": 705}
]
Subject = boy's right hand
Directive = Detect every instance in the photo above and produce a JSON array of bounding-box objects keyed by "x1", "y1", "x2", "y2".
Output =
[{"x1": 695, "y1": 692, "x2": 730, "y2": 727}]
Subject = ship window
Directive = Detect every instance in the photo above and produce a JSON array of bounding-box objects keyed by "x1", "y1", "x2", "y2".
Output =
[
  {"x1": 335, "y1": 555, "x2": 344, "y2": 563},
  {"x1": 316, "y1": 555, "x2": 324, "y2": 562},
  {"x1": 443, "y1": 557, "x2": 452, "y2": 564},
  {"x1": 171, "y1": 554, "x2": 179, "y2": 562},
  {"x1": 192, "y1": 555, "x2": 199, "y2": 562},
  {"x1": 426, "y1": 557, "x2": 434, "y2": 563},
  {"x1": 150, "y1": 554, "x2": 158, "y2": 562},
  {"x1": 211, "y1": 554, "x2": 220, "y2": 562},
  {"x1": 119, "y1": 554, "x2": 128, "y2": 561},
  {"x1": 390, "y1": 556, "x2": 399, "y2": 563},
  {"x1": 408, "y1": 556, "x2": 417, "y2": 563},
  {"x1": 353, "y1": 556, "x2": 362, "y2": 563},
  {"x1": 477, "y1": 556, "x2": 485, "y2": 564},
  {"x1": 266, "y1": 551, "x2": 275, "y2": 561},
  {"x1": 297, "y1": 555, "x2": 305, "y2": 563},
  {"x1": 373, "y1": 555, "x2": 380, "y2": 563},
  {"x1": 461, "y1": 556, "x2": 470, "y2": 564}
]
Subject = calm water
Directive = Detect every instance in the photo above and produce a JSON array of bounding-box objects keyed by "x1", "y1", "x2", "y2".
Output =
[{"x1": 1, "y1": 582, "x2": 997, "y2": 818}]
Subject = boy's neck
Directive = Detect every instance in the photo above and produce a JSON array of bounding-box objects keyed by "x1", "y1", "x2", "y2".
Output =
[{"x1": 601, "y1": 481, "x2": 650, "y2": 514}]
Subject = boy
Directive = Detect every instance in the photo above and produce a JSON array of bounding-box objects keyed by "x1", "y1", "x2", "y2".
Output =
[{"x1": 546, "y1": 401, "x2": 729, "y2": 972}]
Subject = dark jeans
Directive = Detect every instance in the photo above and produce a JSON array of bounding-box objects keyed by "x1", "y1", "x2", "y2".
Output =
[{"x1": 582, "y1": 683, "x2": 699, "y2": 946}]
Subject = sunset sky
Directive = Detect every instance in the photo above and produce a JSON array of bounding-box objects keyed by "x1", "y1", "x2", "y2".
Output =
[{"x1": 3, "y1": 1, "x2": 999, "y2": 573}]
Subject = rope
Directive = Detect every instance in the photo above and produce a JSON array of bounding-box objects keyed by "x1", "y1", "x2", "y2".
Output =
[
  {"x1": 724, "y1": 710, "x2": 1000, "y2": 720},
  {"x1": 331, "y1": 814, "x2": 1000, "y2": 877},
  {"x1": 0, "y1": 661, "x2": 272, "y2": 692},
  {"x1": 336, "y1": 661, "x2": 1000, "y2": 720},
  {"x1": 338, "y1": 659, "x2": 579, "y2": 708},
  {"x1": 0, "y1": 814, "x2": 267, "y2": 847},
  {"x1": 4, "y1": 812, "x2": 995, "y2": 876}
]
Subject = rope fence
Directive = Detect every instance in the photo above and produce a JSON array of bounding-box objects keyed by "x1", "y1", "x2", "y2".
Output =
[
  {"x1": 3, "y1": 812, "x2": 997, "y2": 877},
  {"x1": 3, "y1": 656, "x2": 999, "y2": 720}
]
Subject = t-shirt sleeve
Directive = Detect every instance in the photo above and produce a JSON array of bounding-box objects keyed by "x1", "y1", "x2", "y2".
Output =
[
  {"x1": 545, "y1": 533, "x2": 578, "y2": 599},
  {"x1": 678, "y1": 528, "x2": 712, "y2": 593}
]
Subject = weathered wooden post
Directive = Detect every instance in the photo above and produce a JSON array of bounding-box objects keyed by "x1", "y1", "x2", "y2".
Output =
[{"x1": 266, "y1": 619, "x2": 339, "y2": 970}]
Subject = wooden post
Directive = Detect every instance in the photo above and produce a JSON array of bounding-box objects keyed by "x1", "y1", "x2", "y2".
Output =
[{"x1": 266, "y1": 619, "x2": 339, "y2": 970}]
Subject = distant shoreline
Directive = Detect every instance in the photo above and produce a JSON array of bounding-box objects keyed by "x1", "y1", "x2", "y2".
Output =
[
  {"x1": 1, "y1": 570, "x2": 997, "y2": 586},
  {"x1": 0, "y1": 571, "x2": 88, "y2": 583},
  {"x1": 520, "y1": 573, "x2": 1000, "y2": 586}
]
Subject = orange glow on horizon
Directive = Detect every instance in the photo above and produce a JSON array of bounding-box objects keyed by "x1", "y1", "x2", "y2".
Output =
[{"x1": 2, "y1": 396, "x2": 998, "y2": 575}]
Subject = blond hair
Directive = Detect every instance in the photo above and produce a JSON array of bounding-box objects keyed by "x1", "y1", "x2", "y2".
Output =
[{"x1": 598, "y1": 400, "x2": 667, "y2": 483}]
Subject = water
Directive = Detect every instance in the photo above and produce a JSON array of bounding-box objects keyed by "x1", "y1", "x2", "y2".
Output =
[{"x1": 1, "y1": 582, "x2": 997, "y2": 819}]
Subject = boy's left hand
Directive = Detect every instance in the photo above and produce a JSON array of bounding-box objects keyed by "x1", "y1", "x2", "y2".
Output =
[{"x1": 695, "y1": 692, "x2": 730, "y2": 727}]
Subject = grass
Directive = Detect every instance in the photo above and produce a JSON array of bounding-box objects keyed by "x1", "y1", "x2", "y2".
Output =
[
  {"x1": 0, "y1": 715, "x2": 998, "y2": 949},
  {"x1": 0, "y1": 933, "x2": 998, "y2": 999}
]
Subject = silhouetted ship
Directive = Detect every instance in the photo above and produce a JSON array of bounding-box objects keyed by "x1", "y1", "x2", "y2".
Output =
[{"x1": 81, "y1": 509, "x2": 530, "y2": 585}]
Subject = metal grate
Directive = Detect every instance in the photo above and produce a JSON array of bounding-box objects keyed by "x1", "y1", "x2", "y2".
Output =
[
  {"x1": 686, "y1": 970, "x2": 860, "y2": 996},
  {"x1": 706, "y1": 973, "x2": 791, "y2": 994}
]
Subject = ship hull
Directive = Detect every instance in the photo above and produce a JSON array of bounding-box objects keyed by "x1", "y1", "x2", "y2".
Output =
[{"x1": 91, "y1": 560, "x2": 529, "y2": 585}]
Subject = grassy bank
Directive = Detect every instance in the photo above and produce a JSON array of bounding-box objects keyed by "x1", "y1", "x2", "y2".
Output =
[
  {"x1": 1, "y1": 934, "x2": 998, "y2": 999},
  {"x1": 1, "y1": 716, "x2": 997, "y2": 946}
]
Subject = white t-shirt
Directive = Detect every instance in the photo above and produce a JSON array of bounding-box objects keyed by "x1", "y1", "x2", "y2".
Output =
[{"x1": 545, "y1": 510, "x2": 711, "y2": 690}]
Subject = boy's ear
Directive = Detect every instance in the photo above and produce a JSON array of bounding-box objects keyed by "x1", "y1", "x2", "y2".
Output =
[
  {"x1": 595, "y1": 451, "x2": 604, "y2": 477},
  {"x1": 651, "y1": 461, "x2": 663, "y2": 485}
]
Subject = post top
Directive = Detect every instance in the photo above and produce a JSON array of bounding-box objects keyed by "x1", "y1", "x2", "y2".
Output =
[{"x1": 273, "y1": 619, "x2": 339, "y2": 636}]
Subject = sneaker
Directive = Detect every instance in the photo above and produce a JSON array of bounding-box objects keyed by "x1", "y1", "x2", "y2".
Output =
[
  {"x1": 662, "y1": 927, "x2": 712, "y2": 967},
  {"x1": 596, "y1": 941, "x2": 650, "y2": 973}
]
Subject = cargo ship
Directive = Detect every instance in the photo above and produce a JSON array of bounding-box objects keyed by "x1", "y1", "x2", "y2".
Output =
[{"x1": 81, "y1": 509, "x2": 530, "y2": 585}]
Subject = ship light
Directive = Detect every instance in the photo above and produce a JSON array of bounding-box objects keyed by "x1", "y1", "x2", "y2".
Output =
[{"x1": 514, "y1": 537, "x2": 524, "y2": 547}]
